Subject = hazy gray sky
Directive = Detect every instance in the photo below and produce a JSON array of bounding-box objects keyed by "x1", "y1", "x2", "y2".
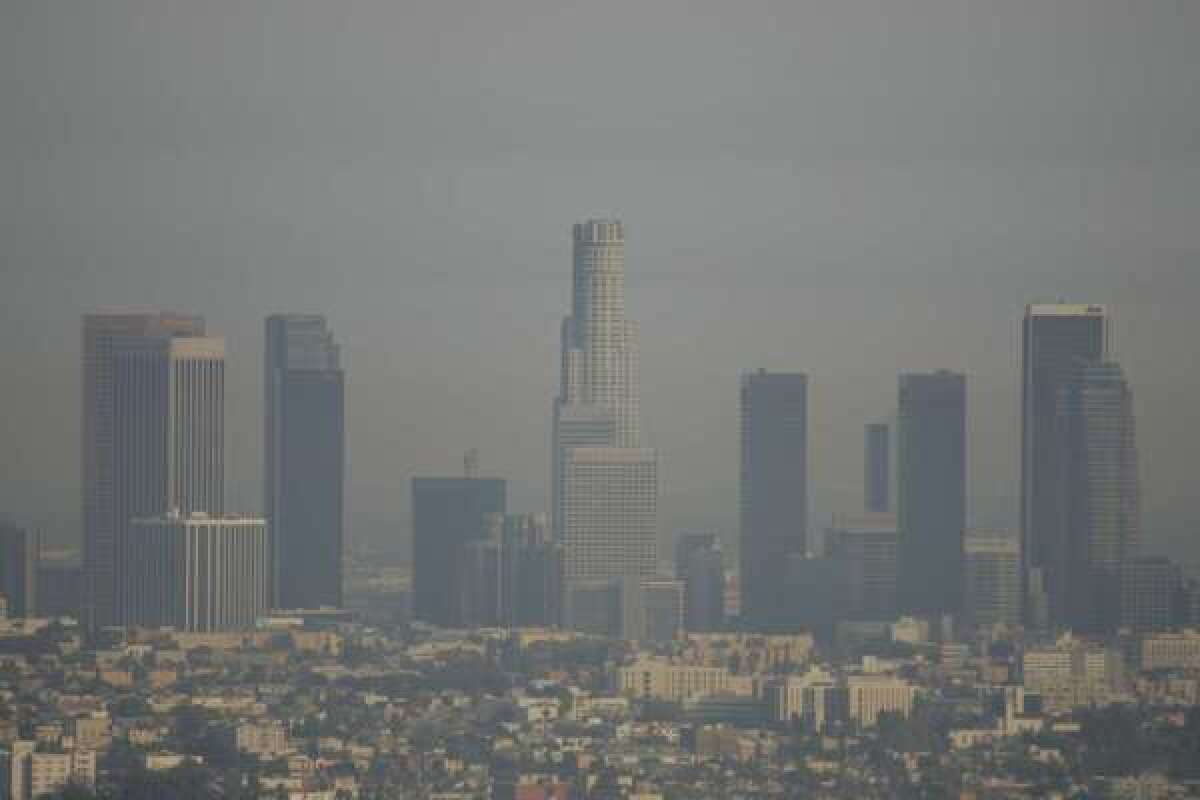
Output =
[{"x1": 2, "y1": 0, "x2": 1198, "y2": 560}]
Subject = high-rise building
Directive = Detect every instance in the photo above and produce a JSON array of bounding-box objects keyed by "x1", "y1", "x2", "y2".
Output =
[
  {"x1": 1119, "y1": 556, "x2": 1180, "y2": 633},
  {"x1": 675, "y1": 533, "x2": 725, "y2": 632},
  {"x1": 740, "y1": 370, "x2": 808, "y2": 631},
  {"x1": 1021, "y1": 304, "x2": 1107, "y2": 624},
  {"x1": 411, "y1": 476, "x2": 506, "y2": 627},
  {"x1": 460, "y1": 512, "x2": 562, "y2": 629},
  {"x1": 897, "y1": 371, "x2": 966, "y2": 617},
  {"x1": 0, "y1": 523, "x2": 38, "y2": 618},
  {"x1": 561, "y1": 447, "x2": 658, "y2": 584},
  {"x1": 963, "y1": 528, "x2": 1022, "y2": 630},
  {"x1": 826, "y1": 512, "x2": 898, "y2": 622},
  {"x1": 125, "y1": 512, "x2": 268, "y2": 632},
  {"x1": 1055, "y1": 361, "x2": 1139, "y2": 633},
  {"x1": 550, "y1": 220, "x2": 657, "y2": 636},
  {"x1": 640, "y1": 578, "x2": 685, "y2": 643},
  {"x1": 112, "y1": 336, "x2": 225, "y2": 626},
  {"x1": 264, "y1": 314, "x2": 345, "y2": 610},
  {"x1": 82, "y1": 312, "x2": 205, "y2": 630},
  {"x1": 864, "y1": 423, "x2": 890, "y2": 513}
]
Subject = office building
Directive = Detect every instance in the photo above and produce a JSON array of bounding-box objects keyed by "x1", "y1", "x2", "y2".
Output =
[
  {"x1": 963, "y1": 528, "x2": 1022, "y2": 630},
  {"x1": 500, "y1": 513, "x2": 562, "y2": 628},
  {"x1": 826, "y1": 512, "x2": 898, "y2": 621},
  {"x1": 640, "y1": 578, "x2": 685, "y2": 643},
  {"x1": 550, "y1": 220, "x2": 659, "y2": 636},
  {"x1": 563, "y1": 578, "x2": 624, "y2": 638},
  {"x1": 675, "y1": 533, "x2": 725, "y2": 632},
  {"x1": 1055, "y1": 361, "x2": 1139, "y2": 633},
  {"x1": 37, "y1": 551, "x2": 82, "y2": 620},
  {"x1": 782, "y1": 554, "x2": 844, "y2": 641},
  {"x1": 864, "y1": 423, "x2": 890, "y2": 513},
  {"x1": 561, "y1": 447, "x2": 657, "y2": 585},
  {"x1": 82, "y1": 312, "x2": 205, "y2": 630},
  {"x1": 740, "y1": 370, "x2": 808, "y2": 631},
  {"x1": 0, "y1": 523, "x2": 38, "y2": 618},
  {"x1": 112, "y1": 336, "x2": 225, "y2": 625},
  {"x1": 1119, "y1": 556, "x2": 1180, "y2": 633},
  {"x1": 897, "y1": 371, "x2": 966, "y2": 617},
  {"x1": 264, "y1": 314, "x2": 344, "y2": 609},
  {"x1": 1022, "y1": 304, "x2": 1107, "y2": 624},
  {"x1": 552, "y1": 220, "x2": 644, "y2": 535},
  {"x1": 125, "y1": 512, "x2": 269, "y2": 632},
  {"x1": 411, "y1": 476, "x2": 506, "y2": 627}
]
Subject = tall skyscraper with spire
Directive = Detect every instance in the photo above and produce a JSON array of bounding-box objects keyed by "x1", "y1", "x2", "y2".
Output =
[{"x1": 552, "y1": 220, "x2": 658, "y2": 615}]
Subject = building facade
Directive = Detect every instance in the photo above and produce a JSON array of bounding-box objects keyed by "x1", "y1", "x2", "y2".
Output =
[
  {"x1": 675, "y1": 533, "x2": 725, "y2": 633},
  {"x1": 897, "y1": 371, "x2": 966, "y2": 617},
  {"x1": 411, "y1": 477, "x2": 506, "y2": 627},
  {"x1": 112, "y1": 335, "x2": 225, "y2": 626},
  {"x1": 0, "y1": 523, "x2": 38, "y2": 618},
  {"x1": 125, "y1": 513, "x2": 269, "y2": 632},
  {"x1": 826, "y1": 512, "x2": 898, "y2": 622},
  {"x1": 1054, "y1": 361, "x2": 1139, "y2": 633},
  {"x1": 963, "y1": 528, "x2": 1022, "y2": 630},
  {"x1": 264, "y1": 314, "x2": 344, "y2": 610},
  {"x1": 864, "y1": 423, "x2": 890, "y2": 513},
  {"x1": 1021, "y1": 304, "x2": 1107, "y2": 626},
  {"x1": 740, "y1": 370, "x2": 808, "y2": 631},
  {"x1": 82, "y1": 312, "x2": 206, "y2": 630}
]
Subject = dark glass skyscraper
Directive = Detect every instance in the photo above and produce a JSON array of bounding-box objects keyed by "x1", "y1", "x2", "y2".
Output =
[
  {"x1": 265, "y1": 315, "x2": 344, "y2": 610},
  {"x1": 0, "y1": 522, "x2": 38, "y2": 618},
  {"x1": 864, "y1": 423, "x2": 890, "y2": 513},
  {"x1": 411, "y1": 476, "x2": 506, "y2": 627},
  {"x1": 897, "y1": 371, "x2": 966, "y2": 617},
  {"x1": 739, "y1": 370, "x2": 808, "y2": 631},
  {"x1": 1055, "y1": 361, "x2": 1139, "y2": 633},
  {"x1": 1021, "y1": 304, "x2": 1106, "y2": 623},
  {"x1": 675, "y1": 533, "x2": 725, "y2": 632}
]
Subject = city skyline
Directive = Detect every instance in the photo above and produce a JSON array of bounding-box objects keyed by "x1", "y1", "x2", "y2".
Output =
[{"x1": 3, "y1": 2, "x2": 1198, "y2": 566}]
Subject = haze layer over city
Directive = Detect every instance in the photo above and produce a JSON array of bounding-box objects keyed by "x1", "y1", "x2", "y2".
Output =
[{"x1": 2, "y1": 0, "x2": 1199, "y2": 566}]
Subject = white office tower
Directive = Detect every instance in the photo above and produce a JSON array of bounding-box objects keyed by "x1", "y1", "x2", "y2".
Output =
[
  {"x1": 112, "y1": 336, "x2": 225, "y2": 625},
  {"x1": 552, "y1": 221, "x2": 659, "y2": 634},
  {"x1": 126, "y1": 512, "x2": 269, "y2": 632}
]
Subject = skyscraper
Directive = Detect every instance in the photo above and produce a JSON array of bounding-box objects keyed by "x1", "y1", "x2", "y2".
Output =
[
  {"x1": 1055, "y1": 361, "x2": 1139, "y2": 633},
  {"x1": 411, "y1": 476, "x2": 506, "y2": 627},
  {"x1": 1119, "y1": 556, "x2": 1179, "y2": 633},
  {"x1": 460, "y1": 512, "x2": 562, "y2": 629},
  {"x1": 551, "y1": 220, "x2": 658, "y2": 634},
  {"x1": 675, "y1": 533, "x2": 725, "y2": 632},
  {"x1": 82, "y1": 312, "x2": 205, "y2": 630},
  {"x1": 740, "y1": 370, "x2": 808, "y2": 631},
  {"x1": 561, "y1": 447, "x2": 658, "y2": 584},
  {"x1": 126, "y1": 512, "x2": 269, "y2": 632},
  {"x1": 112, "y1": 335, "x2": 225, "y2": 626},
  {"x1": 1021, "y1": 304, "x2": 1106, "y2": 623},
  {"x1": 897, "y1": 371, "x2": 966, "y2": 617},
  {"x1": 963, "y1": 528, "x2": 1022, "y2": 630},
  {"x1": 0, "y1": 522, "x2": 38, "y2": 618},
  {"x1": 826, "y1": 512, "x2": 898, "y2": 622},
  {"x1": 864, "y1": 423, "x2": 890, "y2": 513},
  {"x1": 264, "y1": 315, "x2": 345, "y2": 609}
]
